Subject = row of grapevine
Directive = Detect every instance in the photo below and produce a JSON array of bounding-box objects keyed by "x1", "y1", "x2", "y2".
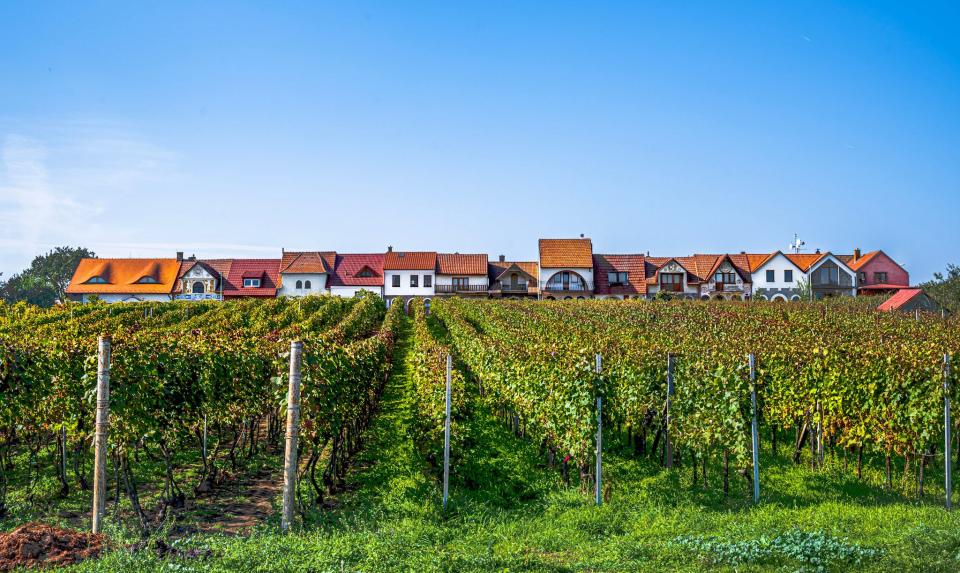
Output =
[
  {"x1": 433, "y1": 298, "x2": 960, "y2": 494},
  {"x1": 0, "y1": 293, "x2": 400, "y2": 528}
]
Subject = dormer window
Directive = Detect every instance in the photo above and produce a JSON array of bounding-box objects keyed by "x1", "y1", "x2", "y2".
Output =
[
  {"x1": 714, "y1": 272, "x2": 736, "y2": 285},
  {"x1": 243, "y1": 278, "x2": 261, "y2": 288},
  {"x1": 137, "y1": 276, "x2": 159, "y2": 284},
  {"x1": 607, "y1": 272, "x2": 628, "y2": 285},
  {"x1": 356, "y1": 267, "x2": 375, "y2": 278},
  {"x1": 86, "y1": 276, "x2": 108, "y2": 284}
]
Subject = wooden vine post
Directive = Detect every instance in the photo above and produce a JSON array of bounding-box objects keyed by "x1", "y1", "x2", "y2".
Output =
[
  {"x1": 749, "y1": 353, "x2": 760, "y2": 503},
  {"x1": 595, "y1": 353, "x2": 603, "y2": 506},
  {"x1": 92, "y1": 335, "x2": 111, "y2": 534},
  {"x1": 443, "y1": 354, "x2": 452, "y2": 511},
  {"x1": 665, "y1": 353, "x2": 675, "y2": 469},
  {"x1": 281, "y1": 340, "x2": 303, "y2": 532},
  {"x1": 946, "y1": 353, "x2": 953, "y2": 510}
]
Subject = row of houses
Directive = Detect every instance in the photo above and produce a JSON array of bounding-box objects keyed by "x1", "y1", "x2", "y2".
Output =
[{"x1": 65, "y1": 237, "x2": 914, "y2": 309}]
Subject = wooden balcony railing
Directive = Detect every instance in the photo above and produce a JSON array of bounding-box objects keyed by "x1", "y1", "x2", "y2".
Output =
[{"x1": 435, "y1": 283, "x2": 489, "y2": 294}]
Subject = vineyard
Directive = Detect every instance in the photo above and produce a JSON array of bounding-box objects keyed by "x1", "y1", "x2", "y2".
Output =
[{"x1": 1, "y1": 296, "x2": 960, "y2": 571}]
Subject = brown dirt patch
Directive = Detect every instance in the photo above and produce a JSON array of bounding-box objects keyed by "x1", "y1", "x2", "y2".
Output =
[{"x1": 0, "y1": 523, "x2": 104, "y2": 571}]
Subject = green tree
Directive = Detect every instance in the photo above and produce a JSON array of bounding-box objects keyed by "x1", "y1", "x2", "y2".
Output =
[
  {"x1": 0, "y1": 246, "x2": 95, "y2": 306},
  {"x1": 921, "y1": 263, "x2": 960, "y2": 313}
]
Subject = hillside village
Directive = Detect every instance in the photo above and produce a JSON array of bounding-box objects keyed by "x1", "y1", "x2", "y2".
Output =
[{"x1": 64, "y1": 236, "x2": 937, "y2": 313}]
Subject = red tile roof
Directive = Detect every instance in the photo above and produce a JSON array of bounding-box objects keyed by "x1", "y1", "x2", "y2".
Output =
[
  {"x1": 330, "y1": 253, "x2": 385, "y2": 287},
  {"x1": 384, "y1": 251, "x2": 437, "y2": 270},
  {"x1": 280, "y1": 251, "x2": 336, "y2": 275},
  {"x1": 222, "y1": 259, "x2": 281, "y2": 298},
  {"x1": 593, "y1": 254, "x2": 648, "y2": 295},
  {"x1": 437, "y1": 253, "x2": 488, "y2": 275},
  {"x1": 539, "y1": 238, "x2": 593, "y2": 268},
  {"x1": 66, "y1": 258, "x2": 181, "y2": 295},
  {"x1": 878, "y1": 288, "x2": 923, "y2": 312}
]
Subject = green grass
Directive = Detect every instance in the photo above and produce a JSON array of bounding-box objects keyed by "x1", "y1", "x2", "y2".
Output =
[{"x1": 7, "y1": 316, "x2": 960, "y2": 571}]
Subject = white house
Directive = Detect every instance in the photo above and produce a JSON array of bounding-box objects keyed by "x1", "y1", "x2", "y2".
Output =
[
  {"x1": 435, "y1": 253, "x2": 489, "y2": 296},
  {"x1": 644, "y1": 257, "x2": 704, "y2": 299},
  {"x1": 329, "y1": 253, "x2": 385, "y2": 298},
  {"x1": 750, "y1": 251, "x2": 806, "y2": 301},
  {"x1": 277, "y1": 251, "x2": 336, "y2": 297},
  {"x1": 175, "y1": 257, "x2": 226, "y2": 301},
  {"x1": 539, "y1": 237, "x2": 594, "y2": 299},
  {"x1": 383, "y1": 248, "x2": 437, "y2": 309}
]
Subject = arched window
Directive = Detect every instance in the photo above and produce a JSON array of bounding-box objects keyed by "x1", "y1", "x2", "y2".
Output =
[
  {"x1": 791, "y1": 295, "x2": 802, "y2": 302},
  {"x1": 295, "y1": 280, "x2": 303, "y2": 289},
  {"x1": 547, "y1": 271, "x2": 585, "y2": 292},
  {"x1": 304, "y1": 280, "x2": 312, "y2": 290},
  {"x1": 192, "y1": 281, "x2": 205, "y2": 294}
]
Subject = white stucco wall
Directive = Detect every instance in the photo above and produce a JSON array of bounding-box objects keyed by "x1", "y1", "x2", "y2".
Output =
[
  {"x1": 384, "y1": 270, "x2": 435, "y2": 297},
  {"x1": 751, "y1": 254, "x2": 803, "y2": 290},
  {"x1": 646, "y1": 261, "x2": 698, "y2": 296},
  {"x1": 539, "y1": 267, "x2": 594, "y2": 291},
  {"x1": 330, "y1": 286, "x2": 383, "y2": 298},
  {"x1": 278, "y1": 273, "x2": 328, "y2": 297},
  {"x1": 434, "y1": 274, "x2": 488, "y2": 287},
  {"x1": 79, "y1": 293, "x2": 173, "y2": 303}
]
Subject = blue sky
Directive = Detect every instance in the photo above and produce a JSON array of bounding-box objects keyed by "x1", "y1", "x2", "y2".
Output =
[{"x1": 1, "y1": 1, "x2": 958, "y2": 281}]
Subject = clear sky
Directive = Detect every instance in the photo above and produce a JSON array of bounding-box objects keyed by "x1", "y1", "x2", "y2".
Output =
[{"x1": 1, "y1": 1, "x2": 958, "y2": 281}]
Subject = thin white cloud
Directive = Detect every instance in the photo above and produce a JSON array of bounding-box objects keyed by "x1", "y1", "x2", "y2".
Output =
[{"x1": 0, "y1": 124, "x2": 181, "y2": 275}]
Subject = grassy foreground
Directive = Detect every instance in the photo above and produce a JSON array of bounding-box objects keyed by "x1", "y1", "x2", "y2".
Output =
[{"x1": 16, "y1": 317, "x2": 960, "y2": 571}]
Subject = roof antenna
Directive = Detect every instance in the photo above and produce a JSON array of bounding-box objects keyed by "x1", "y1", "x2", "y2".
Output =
[{"x1": 789, "y1": 234, "x2": 805, "y2": 254}]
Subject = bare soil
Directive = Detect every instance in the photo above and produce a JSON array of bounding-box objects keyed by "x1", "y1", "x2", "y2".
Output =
[{"x1": 0, "y1": 523, "x2": 104, "y2": 571}]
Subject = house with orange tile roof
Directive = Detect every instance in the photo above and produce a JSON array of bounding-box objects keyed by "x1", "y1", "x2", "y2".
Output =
[
  {"x1": 787, "y1": 251, "x2": 857, "y2": 299},
  {"x1": 488, "y1": 256, "x2": 539, "y2": 298},
  {"x1": 695, "y1": 254, "x2": 753, "y2": 300},
  {"x1": 277, "y1": 250, "x2": 337, "y2": 297},
  {"x1": 434, "y1": 253, "x2": 489, "y2": 296},
  {"x1": 749, "y1": 251, "x2": 807, "y2": 301},
  {"x1": 383, "y1": 247, "x2": 438, "y2": 309},
  {"x1": 539, "y1": 237, "x2": 594, "y2": 299},
  {"x1": 66, "y1": 257, "x2": 182, "y2": 302},
  {"x1": 329, "y1": 253, "x2": 385, "y2": 298},
  {"x1": 643, "y1": 255, "x2": 713, "y2": 299}
]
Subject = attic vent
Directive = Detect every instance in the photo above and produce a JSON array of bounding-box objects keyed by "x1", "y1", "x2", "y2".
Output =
[{"x1": 398, "y1": 252, "x2": 405, "y2": 257}]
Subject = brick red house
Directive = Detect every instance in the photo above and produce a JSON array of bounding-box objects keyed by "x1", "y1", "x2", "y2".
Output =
[{"x1": 843, "y1": 249, "x2": 909, "y2": 295}]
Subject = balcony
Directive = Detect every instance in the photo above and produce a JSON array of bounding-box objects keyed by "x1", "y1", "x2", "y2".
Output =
[
  {"x1": 435, "y1": 283, "x2": 489, "y2": 294},
  {"x1": 543, "y1": 283, "x2": 589, "y2": 293},
  {"x1": 492, "y1": 282, "x2": 530, "y2": 294},
  {"x1": 711, "y1": 282, "x2": 744, "y2": 292}
]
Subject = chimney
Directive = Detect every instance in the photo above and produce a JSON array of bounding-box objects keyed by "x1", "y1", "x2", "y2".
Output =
[
  {"x1": 189, "y1": 254, "x2": 196, "y2": 261},
  {"x1": 499, "y1": 254, "x2": 505, "y2": 262},
  {"x1": 580, "y1": 233, "x2": 585, "y2": 238},
  {"x1": 176, "y1": 251, "x2": 183, "y2": 262},
  {"x1": 854, "y1": 248, "x2": 861, "y2": 261},
  {"x1": 815, "y1": 248, "x2": 821, "y2": 254},
  {"x1": 387, "y1": 245, "x2": 393, "y2": 253}
]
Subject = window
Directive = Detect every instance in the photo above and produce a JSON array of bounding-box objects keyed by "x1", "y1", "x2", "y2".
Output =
[
  {"x1": 784, "y1": 270, "x2": 793, "y2": 283},
  {"x1": 547, "y1": 271, "x2": 584, "y2": 291},
  {"x1": 608, "y1": 272, "x2": 628, "y2": 285},
  {"x1": 86, "y1": 276, "x2": 108, "y2": 284},
  {"x1": 452, "y1": 277, "x2": 469, "y2": 289},
  {"x1": 243, "y1": 278, "x2": 261, "y2": 288},
  {"x1": 715, "y1": 272, "x2": 736, "y2": 284},
  {"x1": 424, "y1": 275, "x2": 432, "y2": 288},
  {"x1": 410, "y1": 275, "x2": 419, "y2": 288},
  {"x1": 765, "y1": 270, "x2": 775, "y2": 283},
  {"x1": 357, "y1": 267, "x2": 374, "y2": 278},
  {"x1": 192, "y1": 281, "x2": 205, "y2": 294},
  {"x1": 874, "y1": 272, "x2": 888, "y2": 284},
  {"x1": 295, "y1": 280, "x2": 303, "y2": 289},
  {"x1": 136, "y1": 276, "x2": 158, "y2": 284},
  {"x1": 820, "y1": 267, "x2": 831, "y2": 284},
  {"x1": 660, "y1": 273, "x2": 683, "y2": 292},
  {"x1": 392, "y1": 275, "x2": 401, "y2": 288},
  {"x1": 304, "y1": 280, "x2": 312, "y2": 289},
  {"x1": 858, "y1": 271, "x2": 866, "y2": 283}
]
